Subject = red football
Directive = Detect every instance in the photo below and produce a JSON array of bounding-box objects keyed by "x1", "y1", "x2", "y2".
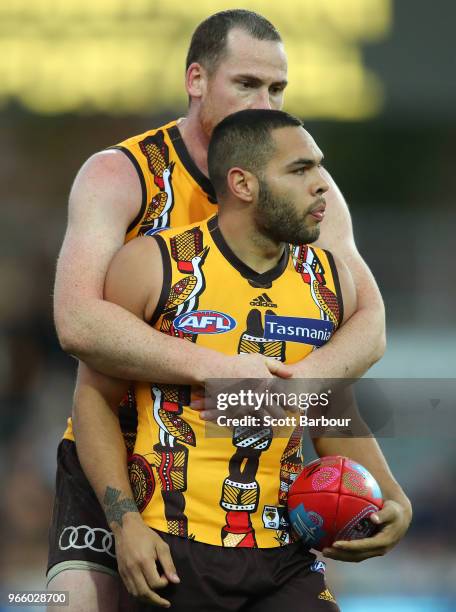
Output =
[{"x1": 287, "y1": 455, "x2": 383, "y2": 551}]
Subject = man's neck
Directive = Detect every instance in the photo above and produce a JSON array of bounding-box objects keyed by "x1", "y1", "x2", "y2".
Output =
[
  {"x1": 217, "y1": 209, "x2": 285, "y2": 274},
  {"x1": 177, "y1": 113, "x2": 210, "y2": 177}
]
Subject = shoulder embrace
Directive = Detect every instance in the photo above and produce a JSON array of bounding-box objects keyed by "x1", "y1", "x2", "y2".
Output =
[
  {"x1": 82, "y1": 147, "x2": 138, "y2": 180},
  {"x1": 110, "y1": 235, "x2": 163, "y2": 275},
  {"x1": 104, "y1": 235, "x2": 164, "y2": 319},
  {"x1": 70, "y1": 148, "x2": 143, "y2": 222},
  {"x1": 328, "y1": 251, "x2": 357, "y2": 323}
]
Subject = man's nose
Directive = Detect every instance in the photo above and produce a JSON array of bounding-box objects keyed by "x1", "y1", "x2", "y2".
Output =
[
  {"x1": 314, "y1": 175, "x2": 330, "y2": 196},
  {"x1": 250, "y1": 89, "x2": 272, "y2": 110}
]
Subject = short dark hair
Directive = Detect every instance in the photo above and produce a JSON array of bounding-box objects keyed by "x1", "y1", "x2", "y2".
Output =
[
  {"x1": 208, "y1": 109, "x2": 303, "y2": 197},
  {"x1": 186, "y1": 9, "x2": 281, "y2": 74}
]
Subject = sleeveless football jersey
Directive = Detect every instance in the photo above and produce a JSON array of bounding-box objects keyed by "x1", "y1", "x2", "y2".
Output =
[
  {"x1": 63, "y1": 119, "x2": 217, "y2": 443},
  {"x1": 129, "y1": 215, "x2": 343, "y2": 548}
]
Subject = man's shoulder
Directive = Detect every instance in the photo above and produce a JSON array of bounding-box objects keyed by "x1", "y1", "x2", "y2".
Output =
[
  {"x1": 154, "y1": 217, "x2": 213, "y2": 242},
  {"x1": 110, "y1": 119, "x2": 179, "y2": 151}
]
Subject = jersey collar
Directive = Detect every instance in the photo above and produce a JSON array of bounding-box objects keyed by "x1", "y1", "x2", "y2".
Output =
[
  {"x1": 207, "y1": 216, "x2": 289, "y2": 289},
  {"x1": 167, "y1": 125, "x2": 217, "y2": 204}
]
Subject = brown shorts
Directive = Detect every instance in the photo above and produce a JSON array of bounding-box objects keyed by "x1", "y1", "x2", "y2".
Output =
[
  {"x1": 136, "y1": 530, "x2": 339, "y2": 612},
  {"x1": 47, "y1": 439, "x2": 118, "y2": 582},
  {"x1": 48, "y1": 441, "x2": 339, "y2": 611}
]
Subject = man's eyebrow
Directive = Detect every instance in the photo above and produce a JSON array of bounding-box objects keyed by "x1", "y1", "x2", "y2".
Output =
[
  {"x1": 271, "y1": 79, "x2": 288, "y2": 88},
  {"x1": 235, "y1": 75, "x2": 288, "y2": 88},
  {"x1": 286, "y1": 156, "x2": 324, "y2": 168}
]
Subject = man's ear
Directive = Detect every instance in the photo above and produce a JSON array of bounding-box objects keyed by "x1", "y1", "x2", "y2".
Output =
[
  {"x1": 186, "y1": 62, "x2": 207, "y2": 100},
  {"x1": 226, "y1": 168, "x2": 258, "y2": 204}
]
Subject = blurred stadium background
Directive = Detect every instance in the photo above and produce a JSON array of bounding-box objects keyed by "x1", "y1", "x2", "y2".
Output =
[{"x1": 0, "y1": 1, "x2": 455, "y2": 610}]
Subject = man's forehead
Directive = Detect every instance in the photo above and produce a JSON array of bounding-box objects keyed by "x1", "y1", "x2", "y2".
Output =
[
  {"x1": 271, "y1": 127, "x2": 323, "y2": 163},
  {"x1": 223, "y1": 28, "x2": 287, "y2": 69}
]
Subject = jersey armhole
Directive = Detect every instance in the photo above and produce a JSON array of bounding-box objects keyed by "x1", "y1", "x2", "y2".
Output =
[
  {"x1": 323, "y1": 249, "x2": 344, "y2": 326},
  {"x1": 108, "y1": 145, "x2": 147, "y2": 233},
  {"x1": 148, "y1": 234, "x2": 172, "y2": 326}
]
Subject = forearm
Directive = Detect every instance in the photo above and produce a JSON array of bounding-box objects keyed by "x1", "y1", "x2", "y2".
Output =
[
  {"x1": 289, "y1": 258, "x2": 385, "y2": 380},
  {"x1": 289, "y1": 303, "x2": 385, "y2": 380},
  {"x1": 57, "y1": 297, "x2": 230, "y2": 384},
  {"x1": 313, "y1": 435, "x2": 412, "y2": 517},
  {"x1": 72, "y1": 386, "x2": 141, "y2": 531}
]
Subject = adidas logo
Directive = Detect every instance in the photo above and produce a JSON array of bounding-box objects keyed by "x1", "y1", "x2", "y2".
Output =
[
  {"x1": 250, "y1": 293, "x2": 277, "y2": 308},
  {"x1": 318, "y1": 589, "x2": 336, "y2": 604}
]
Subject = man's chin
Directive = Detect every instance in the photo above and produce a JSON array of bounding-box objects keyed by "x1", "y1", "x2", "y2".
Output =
[
  {"x1": 309, "y1": 226, "x2": 321, "y2": 243},
  {"x1": 290, "y1": 226, "x2": 320, "y2": 245}
]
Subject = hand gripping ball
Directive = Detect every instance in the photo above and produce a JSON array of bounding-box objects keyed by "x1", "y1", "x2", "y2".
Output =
[{"x1": 287, "y1": 455, "x2": 383, "y2": 551}]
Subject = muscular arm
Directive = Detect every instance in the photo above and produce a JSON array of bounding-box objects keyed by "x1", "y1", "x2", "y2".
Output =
[
  {"x1": 313, "y1": 427, "x2": 412, "y2": 561},
  {"x1": 288, "y1": 168, "x2": 386, "y2": 379},
  {"x1": 72, "y1": 364, "x2": 134, "y2": 526},
  {"x1": 72, "y1": 236, "x2": 165, "y2": 524},
  {"x1": 54, "y1": 150, "x2": 236, "y2": 385},
  {"x1": 314, "y1": 433, "x2": 411, "y2": 519}
]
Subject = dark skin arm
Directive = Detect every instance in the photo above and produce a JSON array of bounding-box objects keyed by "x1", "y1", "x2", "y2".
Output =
[
  {"x1": 315, "y1": 433, "x2": 412, "y2": 561},
  {"x1": 73, "y1": 364, "x2": 179, "y2": 608},
  {"x1": 312, "y1": 389, "x2": 412, "y2": 562}
]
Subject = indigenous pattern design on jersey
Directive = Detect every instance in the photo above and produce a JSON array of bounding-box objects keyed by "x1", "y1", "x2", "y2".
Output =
[
  {"x1": 62, "y1": 120, "x2": 217, "y2": 443},
  {"x1": 119, "y1": 120, "x2": 217, "y2": 240},
  {"x1": 148, "y1": 226, "x2": 207, "y2": 538},
  {"x1": 137, "y1": 130, "x2": 175, "y2": 234},
  {"x1": 131, "y1": 215, "x2": 343, "y2": 548}
]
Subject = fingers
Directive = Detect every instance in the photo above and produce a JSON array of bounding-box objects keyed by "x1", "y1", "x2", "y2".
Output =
[
  {"x1": 263, "y1": 401, "x2": 287, "y2": 420},
  {"x1": 323, "y1": 523, "x2": 394, "y2": 562},
  {"x1": 156, "y1": 539, "x2": 180, "y2": 584},
  {"x1": 192, "y1": 366, "x2": 296, "y2": 422},
  {"x1": 120, "y1": 565, "x2": 171, "y2": 608},
  {"x1": 265, "y1": 359, "x2": 293, "y2": 378},
  {"x1": 371, "y1": 501, "x2": 399, "y2": 525},
  {"x1": 141, "y1": 559, "x2": 169, "y2": 590},
  {"x1": 331, "y1": 530, "x2": 391, "y2": 553},
  {"x1": 116, "y1": 529, "x2": 179, "y2": 607},
  {"x1": 190, "y1": 398, "x2": 205, "y2": 411},
  {"x1": 137, "y1": 572, "x2": 171, "y2": 608},
  {"x1": 199, "y1": 409, "x2": 219, "y2": 421},
  {"x1": 322, "y1": 547, "x2": 383, "y2": 562},
  {"x1": 322, "y1": 501, "x2": 410, "y2": 564},
  {"x1": 190, "y1": 387, "x2": 206, "y2": 411}
]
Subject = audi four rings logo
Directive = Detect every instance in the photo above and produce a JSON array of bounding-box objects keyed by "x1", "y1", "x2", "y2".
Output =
[{"x1": 58, "y1": 525, "x2": 116, "y2": 558}]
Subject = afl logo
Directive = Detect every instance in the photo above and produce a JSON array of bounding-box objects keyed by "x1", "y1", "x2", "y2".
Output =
[{"x1": 174, "y1": 310, "x2": 236, "y2": 334}]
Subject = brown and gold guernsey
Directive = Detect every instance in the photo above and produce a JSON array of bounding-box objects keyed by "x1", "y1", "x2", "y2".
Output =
[
  {"x1": 129, "y1": 215, "x2": 343, "y2": 548},
  {"x1": 62, "y1": 119, "x2": 217, "y2": 443}
]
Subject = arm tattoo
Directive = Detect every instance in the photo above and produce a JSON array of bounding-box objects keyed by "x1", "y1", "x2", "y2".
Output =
[{"x1": 103, "y1": 486, "x2": 139, "y2": 527}]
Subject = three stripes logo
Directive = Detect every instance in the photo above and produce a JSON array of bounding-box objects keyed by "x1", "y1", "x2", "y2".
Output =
[{"x1": 250, "y1": 293, "x2": 277, "y2": 308}]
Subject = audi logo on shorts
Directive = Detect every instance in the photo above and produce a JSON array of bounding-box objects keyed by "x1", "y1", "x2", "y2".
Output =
[{"x1": 58, "y1": 525, "x2": 116, "y2": 558}]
